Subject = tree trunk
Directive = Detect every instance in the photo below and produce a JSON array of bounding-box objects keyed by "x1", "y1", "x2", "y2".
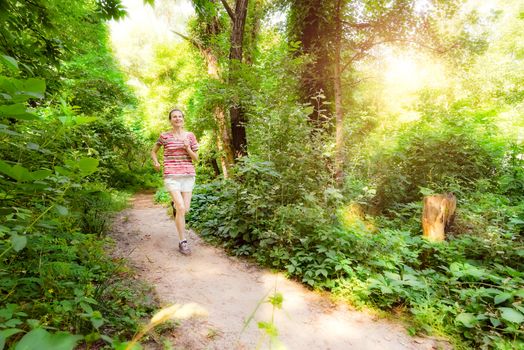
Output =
[
  {"x1": 214, "y1": 106, "x2": 234, "y2": 177},
  {"x1": 333, "y1": 0, "x2": 344, "y2": 183},
  {"x1": 228, "y1": 0, "x2": 249, "y2": 157},
  {"x1": 289, "y1": 0, "x2": 334, "y2": 125},
  {"x1": 203, "y1": 47, "x2": 235, "y2": 174},
  {"x1": 422, "y1": 193, "x2": 457, "y2": 242},
  {"x1": 209, "y1": 156, "x2": 221, "y2": 177}
]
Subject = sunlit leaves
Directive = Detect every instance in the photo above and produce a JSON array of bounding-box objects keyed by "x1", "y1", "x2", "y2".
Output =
[
  {"x1": 0, "y1": 77, "x2": 45, "y2": 102},
  {"x1": 10, "y1": 234, "x2": 27, "y2": 252},
  {"x1": 456, "y1": 312, "x2": 478, "y2": 328},
  {"x1": 15, "y1": 328, "x2": 82, "y2": 350},
  {"x1": 494, "y1": 292, "x2": 512, "y2": 305},
  {"x1": 0, "y1": 54, "x2": 18, "y2": 71},
  {"x1": 0, "y1": 161, "x2": 51, "y2": 182},
  {"x1": 498, "y1": 307, "x2": 524, "y2": 324},
  {"x1": 96, "y1": 0, "x2": 127, "y2": 20},
  {"x1": 0, "y1": 104, "x2": 37, "y2": 120},
  {"x1": 78, "y1": 158, "x2": 100, "y2": 176}
]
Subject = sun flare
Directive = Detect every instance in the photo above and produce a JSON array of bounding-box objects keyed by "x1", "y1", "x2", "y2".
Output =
[{"x1": 378, "y1": 49, "x2": 449, "y2": 121}]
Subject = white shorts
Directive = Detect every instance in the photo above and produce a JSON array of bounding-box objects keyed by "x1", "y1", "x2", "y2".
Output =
[{"x1": 164, "y1": 175, "x2": 196, "y2": 192}]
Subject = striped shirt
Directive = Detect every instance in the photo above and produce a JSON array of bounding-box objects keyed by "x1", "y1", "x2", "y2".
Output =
[{"x1": 156, "y1": 131, "x2": 199, "y2": 176}]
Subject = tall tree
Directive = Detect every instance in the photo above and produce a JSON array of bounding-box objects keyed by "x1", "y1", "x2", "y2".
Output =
[
  {"x1": 287, "y1": 0, "x2": 335, "y2": 124},
  {"x1": 220, "y1": 0, "x2": 250, "y2": 157},
  {"x1": 182, "y1": 0, "x2": 235, "y2": 177},
  {"x1": 288, "y1": 0, "x2": 461, "y2": 182},
  {"x1": 333, "y1": 0, "x2": 344, "y2": 182}
]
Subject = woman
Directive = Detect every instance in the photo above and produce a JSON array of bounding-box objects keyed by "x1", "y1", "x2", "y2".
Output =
[{"x1": 151, "y1": 108, "x2": 199, "y2": 255}]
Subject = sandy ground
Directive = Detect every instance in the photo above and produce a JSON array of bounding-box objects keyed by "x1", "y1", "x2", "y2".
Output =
[{"x1": 110, "y1": 192, "x2": 450, "y2": 350}]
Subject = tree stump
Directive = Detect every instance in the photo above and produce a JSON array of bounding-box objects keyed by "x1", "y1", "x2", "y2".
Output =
[{"x1": 422, "y1": 193, "x2": 457, "y2": 242}]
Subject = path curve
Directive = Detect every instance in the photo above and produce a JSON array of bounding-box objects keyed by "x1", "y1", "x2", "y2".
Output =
[{"x1": 110, "y1": 192, "x2": 449, "y2": 350}]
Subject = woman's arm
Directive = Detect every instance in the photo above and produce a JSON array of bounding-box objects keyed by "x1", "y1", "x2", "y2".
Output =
[
  {"x1": 151, "y1": 143, "x2": 161, "y2": 171},
  {"x1": 184, "y1": 138, "x2": 199, "y2": 162}
]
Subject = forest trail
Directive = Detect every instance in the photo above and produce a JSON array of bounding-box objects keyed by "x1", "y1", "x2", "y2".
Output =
[{"x1": 110, "y1": 192, "x2": 450, "y2": 350}]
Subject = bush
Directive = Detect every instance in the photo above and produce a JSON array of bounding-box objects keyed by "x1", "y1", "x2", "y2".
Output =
[{"x1": 369, "y1": 113, "x2": 506, "y2": 211}]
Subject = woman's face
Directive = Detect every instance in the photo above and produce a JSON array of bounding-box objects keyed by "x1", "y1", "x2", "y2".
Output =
[{"x1": 170, "y1": 111, "x2": 184, "y2": 127}]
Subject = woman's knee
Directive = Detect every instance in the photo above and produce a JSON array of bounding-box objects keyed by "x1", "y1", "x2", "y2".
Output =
[{"x1": 175, "y1": 203, "x2": 187, "y2": 215}]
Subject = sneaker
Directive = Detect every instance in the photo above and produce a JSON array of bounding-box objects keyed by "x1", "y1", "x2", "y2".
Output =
[
  {"x1": 171, "y1": 201, "x2": 176, "y2": 219},
  {"x1": 178, "y1": 240, "x2": 191, "y2": 255}
]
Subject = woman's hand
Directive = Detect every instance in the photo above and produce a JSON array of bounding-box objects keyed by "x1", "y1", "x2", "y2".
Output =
[
  {"x1": 184, "y1": 138, "x2": 191, "y2": 152},
  {"x1": 153, "y1": 161, "x2": 161, "y2": 172},
  {"x1": 184, "y1": 137, "x2": 198, "y2": 162}
]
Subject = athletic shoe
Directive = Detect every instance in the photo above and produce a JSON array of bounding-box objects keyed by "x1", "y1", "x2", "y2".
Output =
[{"x1": 179, "y1": 240, "x2": 191, "y2": 255}]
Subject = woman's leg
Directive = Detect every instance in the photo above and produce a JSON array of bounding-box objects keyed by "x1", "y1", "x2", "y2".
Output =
[
  {"x1": 181, "y1": 191, "x2": 193, "y2": 213},
  {"x1": 169, "y1": 190, "x2": 187, "y2": 241}
]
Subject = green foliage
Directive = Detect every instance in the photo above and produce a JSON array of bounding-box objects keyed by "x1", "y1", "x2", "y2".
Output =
[
  {"x1": 15, "y1": 328, "x2": 83, "y2": 350},
  {"x1": 190, "y1": 173, "x2": 523, "y2": 348},
  {"x1": 368, "y1": 110, "x2": 507, "y2": 210},
  {"x1": 0, "y1": 4, "x2": 155, "y2": 344},
  {"x1": 0, "y1": 0, "x2": 126, "y2": 88}
]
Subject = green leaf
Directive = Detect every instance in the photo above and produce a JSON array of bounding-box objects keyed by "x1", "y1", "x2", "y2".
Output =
[
  {"x1": 78, "y1": 157, "x2": 99, "y2": 175},
  {"x1": 0, "y1": 160, "x2": 12, "y2": 178},
  {"x1": 455, "y1": 313, "x2": 477, "y2": 328},
  {"x1": 15, "y1": 328, "x2": 82, "y2": 350},
  {"x1": 268, "y1": 292, "x2": 283, "y2": 309},
  {"x1": 490, "y1": 317, "x2": 501, "y2": 327},
  {"x1": 100, "y1": 334, "x2": 113, "y2": 345},
  {"x1": 419, "y1": 187, "x2": 435, "y2": 196},
  {"x1": 54, "y1": 166, "x2": 72, "y2": 177},
  {"x1": 11, "y1": 234, "x2": 27, "y2": 252},
  {"x1": 114, "y1": 341, "x2": 143, "y2": 350},
  {"x1": 12, "y1": 164, "x2": 32, "y2": 182},
  {"x1": 0, "y1": 104, "x2": 38, "y2": 120},
  {"x1": 0, "y1": 328, "x2": 23, "y2": 346},
  {"x1": 0, "y1": 123, "x2": 20, "y2": 136},
  {"x1": 303, "y1": 106, "x2": 314, "y2": 115},
  {"x1": 84, "y1": 332, "x2": 100, "y2": 343},
  {"x1": 0, "y1": 328, "x2": 23, "y2": 340},
  {"x1": 26, "y1": 319, "x2": 40, "y2": 329},
  {"x1": 0, "y1": 55, "x2": 18, "y2": 71},
  {"x1": 316, "y1": 269, "x2": 328, "y2": 278},
  {"x1": 20, "y1": 79, "x2": 45, "y2": 99},
  {"x1": 0, "y1": 77, "x2": 16, "y2": 93},
  {"x1": 80, "y1": 302, "x2": 93, "y2": 314},
  {"x1": 257, "y1": 321, "x2": 278, "y2": 337},
  {"x1": 74, "y1": 116, "x2": 97, "y2": 125},
  {"x1": 499, "y1": 307, "x2": 524, "y2": 324},
  {"x1": 494, "y1": 292, "x2": 512, "y2": 305},
  {"x1": 90, "y1": 317, "x2": 104, "y2": 329},
  {"x1": 30, "y1": 169, "x2": 51, "y2": 181},
  {"x1": 55, "y1": 205, "x2": 68, "y2": 216}
]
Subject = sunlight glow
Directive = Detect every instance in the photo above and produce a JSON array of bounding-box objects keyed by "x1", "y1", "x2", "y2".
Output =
[
  {"x1": 380, "y1": 49, "x2": 448, "y2": 122},
  {"x1": 384, "y1": 53, "x2": 445, "y2": 91},
  {"x1": 109, "y1": 0, "x2": 194, "y2": 69}
]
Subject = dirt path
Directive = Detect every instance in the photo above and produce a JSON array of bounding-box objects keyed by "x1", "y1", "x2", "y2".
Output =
[{"x1": 110, "y1": 193, "x2": 449, "y2": 350}]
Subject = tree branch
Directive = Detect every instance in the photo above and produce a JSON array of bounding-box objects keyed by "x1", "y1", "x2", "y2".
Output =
[
  {"x1": 171, "y1": 31, "x2": 203, "y2": 51},
  {"x1": 220, "y1": 0, "x2": 236, "y2": 21},
  {"x1": 341, "y1": 76, "x2": 376, "y2": 88}
]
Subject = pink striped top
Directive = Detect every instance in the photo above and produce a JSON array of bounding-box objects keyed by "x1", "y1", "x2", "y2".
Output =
[{"x1": 156, "y1": 131, "x2": 199, "y2": 176}]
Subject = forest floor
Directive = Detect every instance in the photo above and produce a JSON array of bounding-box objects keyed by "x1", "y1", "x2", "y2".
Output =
[{"x1": 110, "y1": 192, "x2": 451, "y2": 350}]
